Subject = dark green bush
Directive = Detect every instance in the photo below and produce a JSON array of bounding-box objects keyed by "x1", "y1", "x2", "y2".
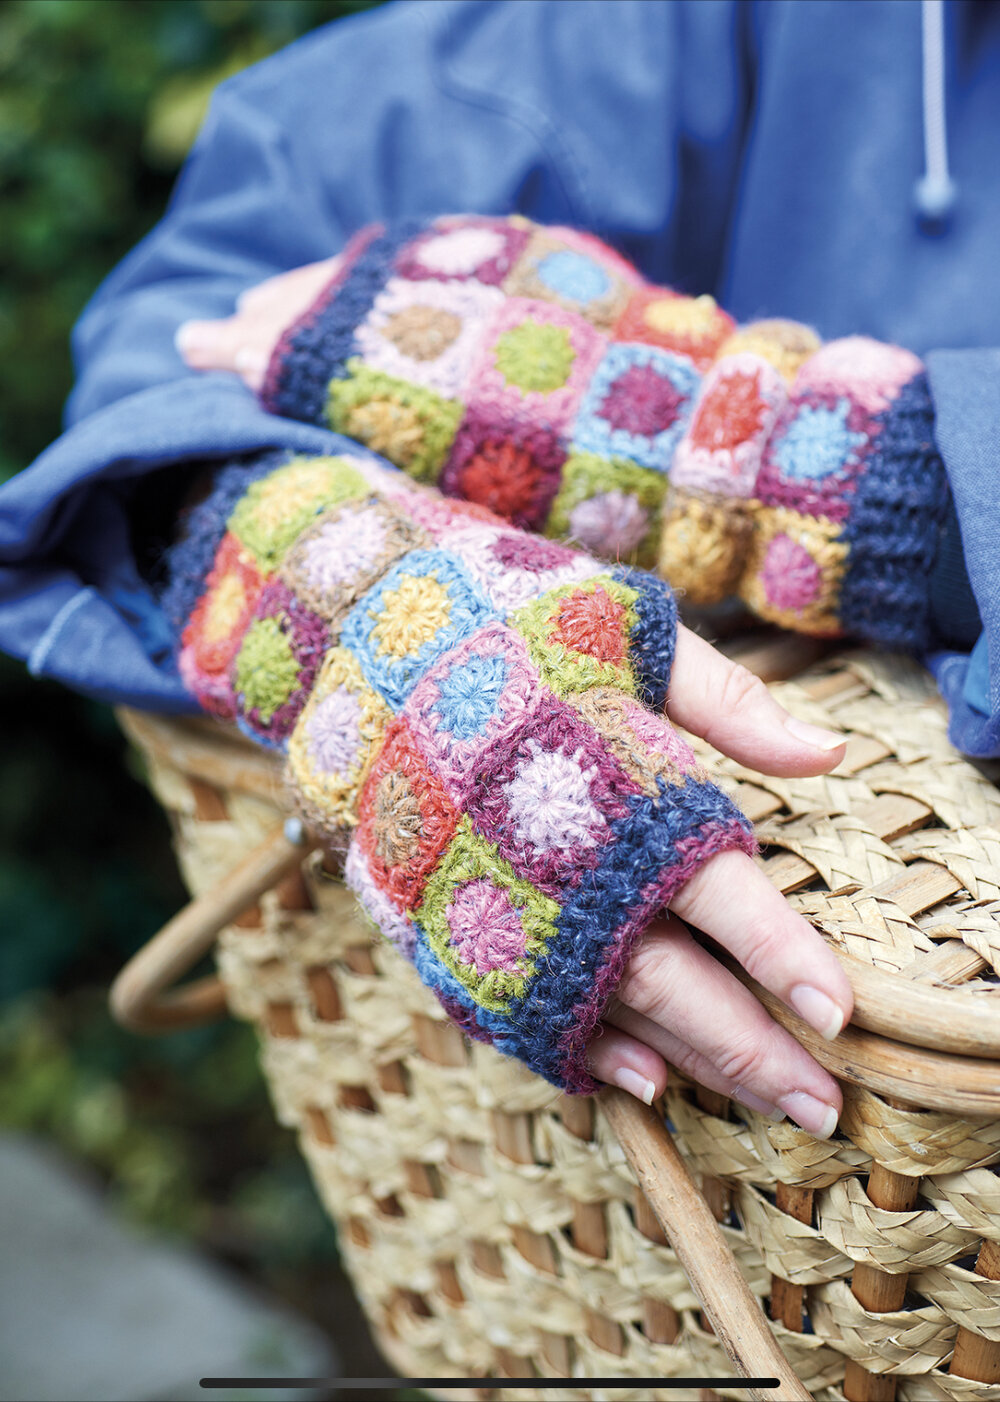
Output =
[
  {"x1": 0, "y1": 0, "x2": 382, "y2": 1302},
  {"x1": 0, "y1": 0, "x2": 379, "y2": 481}
]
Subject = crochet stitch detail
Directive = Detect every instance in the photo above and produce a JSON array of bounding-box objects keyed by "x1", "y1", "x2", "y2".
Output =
[
  {"x1": 171, "y1": 448, "x2": 754, "y2": 1093},
  {"x1": 262, "y1": 215, "x2": 943, "y2": 651}
]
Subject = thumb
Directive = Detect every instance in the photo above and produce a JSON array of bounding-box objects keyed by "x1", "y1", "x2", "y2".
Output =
[{"x1": 665, "y1": 625, "x2": 846, "y2": 777}]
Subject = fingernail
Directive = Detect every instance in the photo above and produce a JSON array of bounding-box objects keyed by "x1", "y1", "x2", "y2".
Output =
[
  {"x1": 789, "y1": 984, "x2": 846, "y2": 1041},
  {"x1": 235, "y1": 348, "x2": 267, "y2": 374},
  {"x1": 175, "y1": 321, "x2": 212, "y2": 354},
  {"x1": 784, "y1": 716, "x2": 845, "y2": 752},
  {"x1": 731, "y1": 1086, "x2": 786, "y2": 1121},
  {"x1": 611, "y1": 1067, "x2": 656, "y2": 1105},
  {"x1": 777, "y1": 1091, "x2": 839, "y2": 1139}
]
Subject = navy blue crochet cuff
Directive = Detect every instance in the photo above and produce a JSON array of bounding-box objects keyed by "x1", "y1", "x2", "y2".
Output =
[
  {"x1": 261, "y1": 219, "x2": 430, "y2": 426},
  {"x1": 838, "y1": 371, "x2": 952, "y2": 652}
]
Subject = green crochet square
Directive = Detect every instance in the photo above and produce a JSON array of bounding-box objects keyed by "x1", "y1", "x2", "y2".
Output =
[
  {"x1": 417, "y1": 817, "x2": 559, "y2": 1013},
  {"x1": 545, "y1": 450, "x2": 667, "y2": 567},
  {"x1": 510, "y1": 573, "x2": 641, "y2": 699},
  {"x1": 229, "y1": 456, "x2": 370, "y2": 571},
  {"x1": 327, "y1": 359, "x2": 464, "y2": 484}
]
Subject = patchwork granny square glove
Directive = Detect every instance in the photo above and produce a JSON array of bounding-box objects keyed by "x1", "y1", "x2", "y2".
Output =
[
  {"x1": 260, "y1": 215, "x2": 736, "y2": 565},
  {"x1": 665, "y1": 334, "x2": 951, "y2": 650},
  {"x1": 165, "y1": 449, "x2": 755, "y2": 1093},
  {"x1": 259, "y1": 215, "x2": 949, "y2": 654}
]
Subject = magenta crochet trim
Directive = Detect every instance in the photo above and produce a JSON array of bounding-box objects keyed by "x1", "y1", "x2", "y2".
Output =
[{"x1": 557, "y1": 816, "x2": 759, "y2": 1094}]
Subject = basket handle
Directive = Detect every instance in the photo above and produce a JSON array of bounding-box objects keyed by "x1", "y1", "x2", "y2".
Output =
[
  {"x1": 601, "y1": 1088, "x2": 812, "y2": 1399},
  {"x1": 109, "y1": 824, "x2": 313, "y2": 1034},
  {"x1": 112, "y1": 827, "x2": 808, "y2": 1391}
]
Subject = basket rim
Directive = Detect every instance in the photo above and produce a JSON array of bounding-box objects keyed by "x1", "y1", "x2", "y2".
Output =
[{"x1": 116, "y1": 651, "x2": 1000, "y2": 1111}]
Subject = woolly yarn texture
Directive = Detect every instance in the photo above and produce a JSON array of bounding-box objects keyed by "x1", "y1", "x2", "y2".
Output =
[
  {"x1": 263, "y1": 215, "x2": 948, "y2": 651},
  {"x1": 172, "y1": 451, "x2": 755, "y2": 1092}
]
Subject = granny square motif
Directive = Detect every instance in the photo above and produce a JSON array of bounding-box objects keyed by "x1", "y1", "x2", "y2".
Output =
[
  {"x1": 464, "y1": 691, "x2": 639, "y2": 895},
  {"x1": 355, "y1": 715, "x2": 461, "y2": 913},
  {"x1": 404, "y1": 623, "x2": 544, "y2": 804},
  {"x1": 571, "y1": 342, "x2": 701, "y2": 471},
  {"x1": 341, "y1": 548, "x2": 496, "y2": 708}
]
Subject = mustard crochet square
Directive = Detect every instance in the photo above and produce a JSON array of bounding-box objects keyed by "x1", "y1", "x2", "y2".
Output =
[{"x1": 327, "y1": 360, "x2": 463, "y2": 483}]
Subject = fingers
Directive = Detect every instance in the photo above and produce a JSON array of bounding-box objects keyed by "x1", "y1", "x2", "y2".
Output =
[
  {"x1": 177, "y1": 255, "x2": 343, "y2": 391},
  {"x1": 235, "y1": 255, "x2": 341, "y2": 313},
  {"x1": 610, "y1": 912, "x2": 844, "y2": 1135},
  {"x1": 584, "y1": 1023, "x2": 668, "y2": 1104},
  {"x1": 667, "y1": 625, "x2": 847, "y2": 777},
  {"x1": 175, "y1": 313, "x2": 261, "y2": 376},
  {"x1": 606, "y1": 1000, "x2": 832, "y2": 1129},
  {"x1": 671, "y1": 849, "x2": 854, "y2": 1039}
]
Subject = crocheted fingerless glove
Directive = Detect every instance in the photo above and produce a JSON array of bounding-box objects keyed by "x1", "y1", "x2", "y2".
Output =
[
  {"x1": 260, "y1": 215, "x2": 949, "y2": 652},
  {"x1": 165, "y1": 449, "x2": 755, "y2": 1092},
  {"x1": 665, "y1": 335, "x2": 950, "y2": 650}
]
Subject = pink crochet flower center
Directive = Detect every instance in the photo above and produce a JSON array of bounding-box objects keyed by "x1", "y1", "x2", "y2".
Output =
[
  {"x1": 797, "y1": 337, "x2": 921, "y2": 413},
  {"x1": 302, "y1": 508, "x2": 387, "y2": 590},
  {"x1": 446, "y1": 877, "x2": 528, "y2": 975},
  {"x1": 760, "y1": 533, "x2": 822, "y2": 611},
  {"x1": 568, "y1": 491, "x2": 649, "y2": 554},
  {"x1": 504, "y1": 741, "x2": 604, "y2": 853},
  {"x1": 618, "y1": 696, "x2": 698, "y2": 771},
  {"x1": 490, "y1": 534, "x2": 578, "y2": 573},
  {"x1": 599, "y1": 363, "x2": 685, "y2": 436},
  {"x1": 306, "y1": 685, "x2": 364, "y2": 776},
  {"x1": 416, "y1": 228, "x2": 507, "y2": 275}
]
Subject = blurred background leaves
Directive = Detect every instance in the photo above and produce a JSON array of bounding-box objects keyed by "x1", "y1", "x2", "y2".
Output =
[
  {"x1": 0, "y1": 0, "x2": 391, "y2": 1383},
  {"x1": 0, "y1": 0, "x2": 379, "y2": 482}
]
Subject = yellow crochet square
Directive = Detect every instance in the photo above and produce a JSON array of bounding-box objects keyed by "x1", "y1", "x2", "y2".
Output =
[
  {"x1": 327, "y1": 359, "x2": 463, "y2": 483},
  {"x1": 740, "y1": 505, "x2": 848, "y2": 636},
  {"x1": 286, "y1": 647, "x2": 391, "y2": 844}
]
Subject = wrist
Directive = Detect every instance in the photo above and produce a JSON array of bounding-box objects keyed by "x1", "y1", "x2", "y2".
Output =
[{"x1": 741, "y1": 341, "x2": 951, "y2": 650}]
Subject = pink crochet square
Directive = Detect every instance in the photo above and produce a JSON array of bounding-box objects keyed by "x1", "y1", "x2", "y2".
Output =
[
  {"x1": 395, "y1": 217, "x2": 531, "y2": 285},
  {"x1": 354, "y1": 276, "x2": 503, "y2": 399},
  {"x1": 464, "y1": 692, "x2": 642, "y2": 896},
  {"x1": 438, "y1": 523, "x2": 599, "y2": 613},
  {"x1": 672, "y1": 353, "x2": 788, "y2": 497},
  {"x1": 463, "y1": 298, "x2": 605, "y2": 438},
  {"x1": 404, "y1": 623, "x2": 545, "y2": 804}
]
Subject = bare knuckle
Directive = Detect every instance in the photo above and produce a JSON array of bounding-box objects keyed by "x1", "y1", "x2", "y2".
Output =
[
  {"x1": 616, "y1": 940, "x2": 672, "y2": 1017},
  {"x1": 714, "y1": 1029, "x2": 770, "y2": 1087},
  {"x1": 669, "y1": 1043, "x2": 710, "y2": 1081},
  {"x1": 739, "y1": 917, "x2": 788, "y2": 984},
  {"x1": 719, "y1": 663, "x2": 768, "y2": 719}
]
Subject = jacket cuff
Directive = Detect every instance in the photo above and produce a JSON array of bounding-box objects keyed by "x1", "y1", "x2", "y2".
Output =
[{"x1": 260, "y1": 221, "x2": 429, "y2": 425}]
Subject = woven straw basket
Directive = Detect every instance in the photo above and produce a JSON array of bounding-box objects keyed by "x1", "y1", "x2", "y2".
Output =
[{"x1": 112, "y1": 634, "x2": 1000, "y2": 1401}]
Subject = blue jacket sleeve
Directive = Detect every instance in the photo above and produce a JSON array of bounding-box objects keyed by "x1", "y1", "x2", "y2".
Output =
[
  {"x1": 925, "y1": 350, "x2": 1000, "y2": 757},
  {"x1": 0, "y1": 0, "x2": 752, "y2": 709}
]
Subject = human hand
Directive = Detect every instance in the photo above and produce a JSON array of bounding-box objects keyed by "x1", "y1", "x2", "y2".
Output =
[
  {"x1": 585, "y1": 624, "x2": 853, "y2": 1138},
  {"x1": 177, "y1": 243, "x2": 856, "y2": 1136},
  {"x1": 175, "y1": 254, "x2": 342, "y2": 392}
]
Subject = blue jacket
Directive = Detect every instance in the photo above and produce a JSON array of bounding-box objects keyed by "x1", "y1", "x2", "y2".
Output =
[{"x1": 1, "y1": 0, "x2": 998, "y2": 748}]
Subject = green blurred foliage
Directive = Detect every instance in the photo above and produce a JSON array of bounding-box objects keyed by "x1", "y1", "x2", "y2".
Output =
[
  {"x1": 0, "y1": 0, "x2": 407, "y2": 1378},
  {"x1": 0, "y1": 0, "x2": 380, "y2": 482},
  {"x1": 0, "y1": 0, "x2": 381, "y2": 992}
]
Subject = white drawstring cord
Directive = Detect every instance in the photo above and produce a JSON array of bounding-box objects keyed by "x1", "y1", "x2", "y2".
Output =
[{"x1": 915, "y1": 0, "x2": 957, "y2": 223}]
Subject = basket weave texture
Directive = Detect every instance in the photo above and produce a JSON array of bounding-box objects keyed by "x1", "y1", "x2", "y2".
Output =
[{"x1": 123, "y1": 643, "x2": 1000, "y2": 1401}]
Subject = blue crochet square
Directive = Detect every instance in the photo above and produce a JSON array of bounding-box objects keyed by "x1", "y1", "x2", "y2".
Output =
[
  {"x1": 571, "y1": 343, "x2": 701, "y2": 472},
  {"x1": 341, "y1": 548, "x2": 497, "y2": 709}
]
